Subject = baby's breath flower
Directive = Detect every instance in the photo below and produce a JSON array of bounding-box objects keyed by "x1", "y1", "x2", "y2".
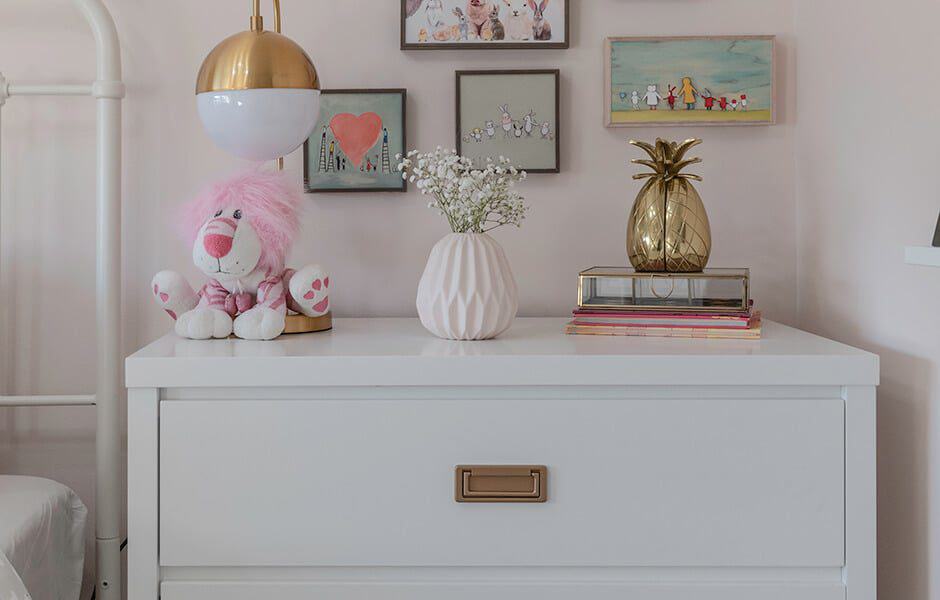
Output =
[{"x1": 398, "y1": 148, "x2": 529, "y2": 234}]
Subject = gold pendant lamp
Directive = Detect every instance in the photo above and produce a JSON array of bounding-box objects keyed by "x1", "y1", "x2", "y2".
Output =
[{"x1": 195, "y1": 0, "x2": 321, "y2": 163}]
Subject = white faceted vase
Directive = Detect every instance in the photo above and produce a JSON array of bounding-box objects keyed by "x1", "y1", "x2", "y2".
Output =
[{"x1": 416, "y1": 233, "x2": 519, "y2": 341}]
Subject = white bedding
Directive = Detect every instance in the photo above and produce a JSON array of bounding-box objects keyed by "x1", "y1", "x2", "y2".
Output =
[{"x1": 0, "y1": 476, "x2": 87, "y2": 600}]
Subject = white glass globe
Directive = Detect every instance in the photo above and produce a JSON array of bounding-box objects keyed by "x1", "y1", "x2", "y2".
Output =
[{"x1": 197, "y1": 88, "x2": 321, "y2": 161}]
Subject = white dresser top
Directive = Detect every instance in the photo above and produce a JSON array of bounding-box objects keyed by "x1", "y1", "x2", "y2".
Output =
[{"x1": 126, "y1": 318, "x2": 878, "y2": 388}]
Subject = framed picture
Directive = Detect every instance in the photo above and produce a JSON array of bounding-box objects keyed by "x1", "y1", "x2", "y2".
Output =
[
  {"x1": 604, "y1": 35, "x2": 776, "y2": 127},
  {"x1": 402, "y1": 0, "x2": 569, "y2": 50},
  {"x1": 456, "y1": 70, "x2": 560, "y2": 173},
  {"x1": 303, "y1": 89, "x2": 407, "y2": 193}
]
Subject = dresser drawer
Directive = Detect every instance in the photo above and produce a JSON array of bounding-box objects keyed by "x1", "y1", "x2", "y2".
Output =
[
  {"x1": 159, "y1": 397, "x2": 844, "y2": 567},
  {"x1": 160, "y1": 580, "x2": 845, "y2": 600}
]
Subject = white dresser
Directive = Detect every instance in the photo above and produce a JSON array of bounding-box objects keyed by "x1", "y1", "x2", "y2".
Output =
[{"x1": 126, "y1": 318, "x2": 878, "y2": 600}]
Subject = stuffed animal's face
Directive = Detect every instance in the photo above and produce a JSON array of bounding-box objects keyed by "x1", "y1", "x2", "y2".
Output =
[{"x1": 192, "y1": 206, "x2": 263, "y2": 282}]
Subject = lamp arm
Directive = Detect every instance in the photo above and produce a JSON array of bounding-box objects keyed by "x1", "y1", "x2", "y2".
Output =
[
  {"x1": 251, "y1": 0, "x2": 285, "y2": 169},
  {"x1": 251, "y1": 0, "x2": 282, "y2": 33}
]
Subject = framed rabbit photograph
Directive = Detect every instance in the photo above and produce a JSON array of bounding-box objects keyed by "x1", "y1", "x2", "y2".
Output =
[
  {"x1": 401, "y1": 0, "x2": 569, "y2": 50},
  {"x1": 456, "y1": 69, "x2": 560, "y2": 173},
  {"x1": 303, "y1": 89, "x2": 407, "y2": 193}
]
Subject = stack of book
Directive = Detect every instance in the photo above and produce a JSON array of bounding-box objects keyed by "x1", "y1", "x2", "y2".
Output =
[
  {"x1": 566, "y1": 304, "x2": 761, "y2": 339},
  {"x1": 565, "y1": 267, "x2": 761, "y2": 339}
]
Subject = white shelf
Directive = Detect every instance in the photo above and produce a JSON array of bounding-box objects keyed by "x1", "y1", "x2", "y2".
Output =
[{"x1": 905, "y1": 246, "x2": 940, "y2": 267}]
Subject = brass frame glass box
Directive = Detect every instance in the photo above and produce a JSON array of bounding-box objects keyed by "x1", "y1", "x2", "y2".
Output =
[{"x1": 578, "y1": 267, "x2": 750, "y2": 312}]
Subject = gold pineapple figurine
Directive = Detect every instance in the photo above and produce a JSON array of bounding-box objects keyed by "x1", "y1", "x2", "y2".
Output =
[{"x1": 627, "y1": 138, "x2": 712, "y2": 273}]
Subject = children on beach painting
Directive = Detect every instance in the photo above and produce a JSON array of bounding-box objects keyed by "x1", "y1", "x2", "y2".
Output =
[
  {"x1": 606, "y1": 36, "x2": 775, "y2": 126},
  {"x1": 629, "y1": 77, "x2": 748, "y2": 113}
]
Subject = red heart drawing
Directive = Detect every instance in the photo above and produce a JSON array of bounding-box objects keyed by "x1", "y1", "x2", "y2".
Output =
[
  {"x1": 312, "y1": 279, "x2": 322, "y2": 291},
  {"x1": 324, "y1": 277, "x2": 330, "y2": 288},
  {"x1": 330, "y1": 112, "x2": 383, "y2": 168}
]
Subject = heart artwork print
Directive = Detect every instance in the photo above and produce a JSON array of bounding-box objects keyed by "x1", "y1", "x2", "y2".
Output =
[
  {"x1": 330, "y1": 112, "x2": 383, "y2": 168},
  {"x1": 304, "y1": 89, "x2": 407, "y2": 193}
]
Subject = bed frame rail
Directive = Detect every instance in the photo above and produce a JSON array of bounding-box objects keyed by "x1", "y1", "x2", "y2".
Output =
[{"x1": 0, "y1": 1, "x2": 124, "y2": 599}]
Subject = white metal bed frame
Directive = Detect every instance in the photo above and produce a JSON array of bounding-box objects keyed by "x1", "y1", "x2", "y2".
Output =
[{"x1": 0, "y1": 1, "x2": 124, "y2": 599}]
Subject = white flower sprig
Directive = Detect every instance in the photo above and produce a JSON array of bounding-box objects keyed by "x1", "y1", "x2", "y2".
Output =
[{"x1": 397, "y1": 147, "x2": 528, "y2": 234}]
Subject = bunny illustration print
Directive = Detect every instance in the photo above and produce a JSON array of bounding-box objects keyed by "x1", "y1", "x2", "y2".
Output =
[
  {"x1": 503, "y1": 0, "x2": 532, "y2": 40},
  {"x1": 481, "y1": 3, "x2": 505, "y2": 40},
  {"x1": 499, "y1": 104, "x2": 513, "y2": 137},
  {"x1": 631, "y1": 90, "x2": 640, "y2": 110},
  {"x1": 425, "y1": 0, "x2": 445, "y2": 29},
  {"x1": 528, "y1": 0, "x2": 551, "y2": 40},
  {"x1": 453, "y1": 7, "x2": 470, "y2": 40},
  {"x1": 540, "y1": 121, "x2": 553, "y2": 139},
  {"x1": 523, "y1": 110, "x2": 538, "y2": 137},
  {"x1": 485, "y1": 120, "x2": 497, "y2": 138}
]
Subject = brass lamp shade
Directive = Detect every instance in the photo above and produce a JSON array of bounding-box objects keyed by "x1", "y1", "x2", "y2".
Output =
[
  {"x1": 195, "y1": 29, "x2": 319, "y2": 94},
  {"x1": 194, "y1": 1, "x2": 321, "y2": 162}
]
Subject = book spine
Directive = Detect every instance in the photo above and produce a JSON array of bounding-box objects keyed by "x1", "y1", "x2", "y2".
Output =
[{"x1": 565, "y1": 325, "x2": 761, "y2": 340}]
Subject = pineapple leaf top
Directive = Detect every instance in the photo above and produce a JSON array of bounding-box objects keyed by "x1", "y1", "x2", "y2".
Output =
[{"x1": 629, "y1": 138, "x2": 703, "y2": 182}]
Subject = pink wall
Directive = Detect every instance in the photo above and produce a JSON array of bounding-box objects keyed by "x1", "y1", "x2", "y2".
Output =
[
  {"x1": 0, "y1": 0, "x2": 800, "y2": 596},
  {"x1": 795, "y1": 1, "x2": 940, "y2": 597}
]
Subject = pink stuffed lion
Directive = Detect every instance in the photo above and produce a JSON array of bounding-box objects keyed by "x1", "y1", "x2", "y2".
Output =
[{"x1": 151, "y1": 170, "x2": 330, "y2": 340}]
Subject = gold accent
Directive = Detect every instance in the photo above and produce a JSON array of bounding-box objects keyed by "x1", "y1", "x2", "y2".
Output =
[
  {"x1": 455, "y1": 465, "x2": 548, "y2": 503},
  {"x1": 283, "y1": 312, "x2": 332, "y2": 334},
  {"x1": 195, "y1": 0, "x2": 319, "y2": 94},
  {"x1": 627, "y1": 138, "x2": 711, "y2": 273},
  {"x1": 250, "y1": 0, "x2": 280, "y2": 32},
  {"x1": 648, "y1": 274, "x2": 676, "y2": 299}
]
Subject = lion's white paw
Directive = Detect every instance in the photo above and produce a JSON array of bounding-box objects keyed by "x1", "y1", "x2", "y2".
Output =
[
  {"x1": 152, "y1": 270, "x2": 198, "y2": 320},
  {"x1": 233, "y1": 307, "x2": 285, "y2": 340},
  {"x1": 175, "y1": 308, "x2": 233, "y2": 340},
  {"x1": 289, "y1": 264, "x2": 331, "y2": 317}
]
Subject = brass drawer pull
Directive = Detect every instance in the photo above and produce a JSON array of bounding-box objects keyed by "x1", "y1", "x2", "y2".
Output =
[{"x1": 455, "y1": 465, "x2": 548, "y2": 503}]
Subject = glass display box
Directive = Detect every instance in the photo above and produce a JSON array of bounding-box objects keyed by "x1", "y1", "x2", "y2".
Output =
[{"x1": 578, "y1": 267, "x2": 750, "y2": 312}]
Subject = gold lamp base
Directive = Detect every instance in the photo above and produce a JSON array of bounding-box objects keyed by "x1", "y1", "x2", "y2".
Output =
[{"x1": 284, "y1": 312, "x2": 332, "y2": 334}]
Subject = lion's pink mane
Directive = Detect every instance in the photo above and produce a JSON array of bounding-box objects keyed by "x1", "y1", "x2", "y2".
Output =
[{"x1": 179, "y1": 169, "x2": 301, "y2": 274}]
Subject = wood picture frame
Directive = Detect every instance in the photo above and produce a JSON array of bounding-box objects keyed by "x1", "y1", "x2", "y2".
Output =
[
  {"x1": 303, "y1": 89, "x2": 407, "y2": 194},
  {"x1": 401, "y1": 0, "x2": 570, "y2": 50},
  {"x1": 456, "y1": 69, "x2": 560, "y2": 174},
  {"x1": 604, "y1": 35, "x2": 776, "y2": 128}
]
